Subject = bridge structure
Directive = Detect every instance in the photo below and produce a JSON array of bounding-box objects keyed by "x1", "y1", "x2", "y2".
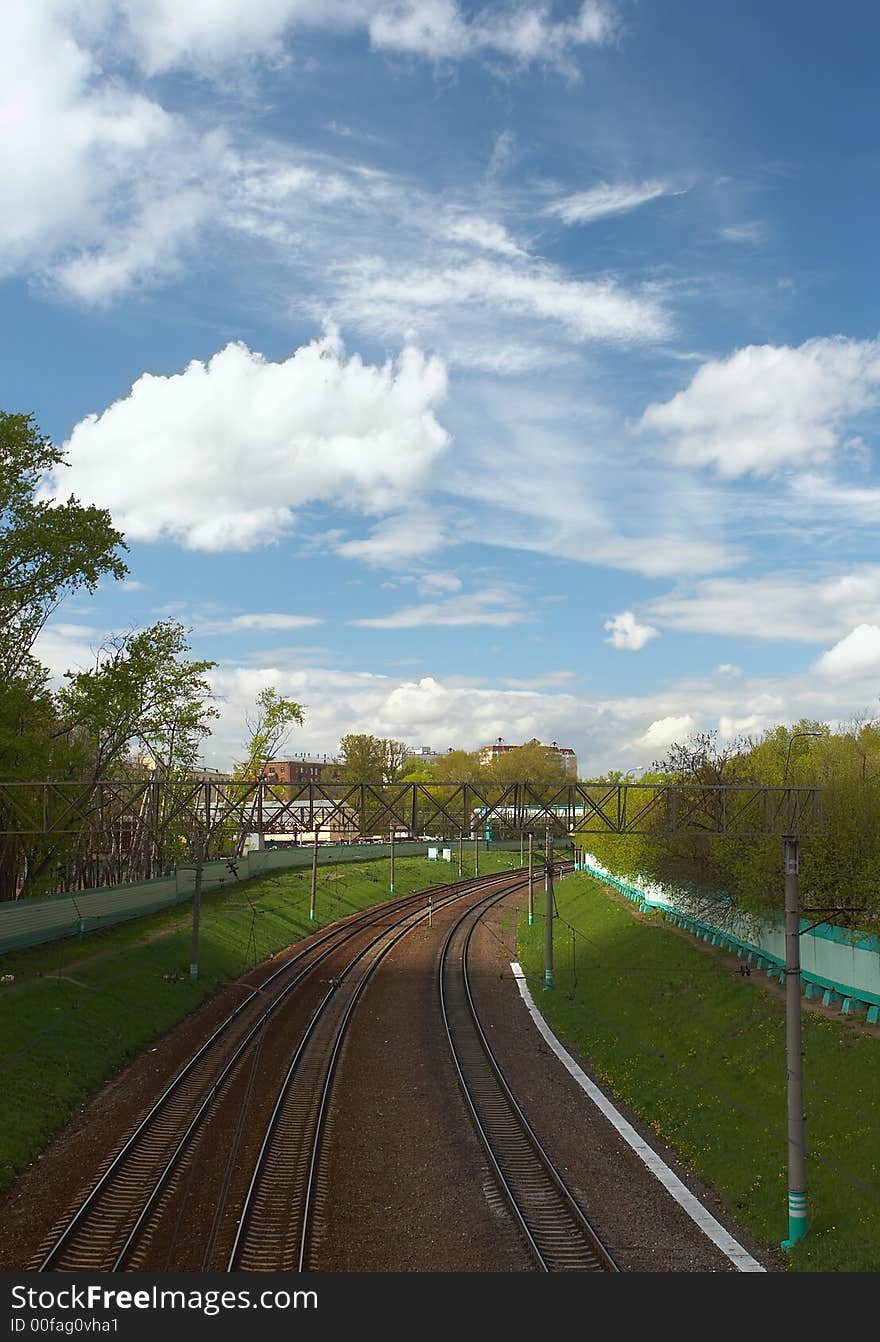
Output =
[{"x1": 0, "y1": 774, "x2": 825, "y2": 853}]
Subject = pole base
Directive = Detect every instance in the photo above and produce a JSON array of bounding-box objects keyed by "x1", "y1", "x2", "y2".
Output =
[{"x1": 781, "y1": 1192, "x2": 808, "y2": 1250}]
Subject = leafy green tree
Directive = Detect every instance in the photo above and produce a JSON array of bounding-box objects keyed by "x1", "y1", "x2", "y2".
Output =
[
  {"x1": 57, "y1": 620, "x2": 218, "y2": 779},
  {"x1": 235, "y1": 687, "x2": 305, "y2": 780},
  {"x1": 0, "y1": 411, "x2": 127, "y2": 688},
  {"x1": 487, "y1": 739, "x2": 569, "y2": 784},
  {"x1": 433, "y1": 749, "x2": 483, "y2": 783},
  {"x1": 0, "y1": 410, "x2": 128, "y2": 897}
]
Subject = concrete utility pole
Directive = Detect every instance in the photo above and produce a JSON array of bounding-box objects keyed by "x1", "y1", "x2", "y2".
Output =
[
  {"x1": 474, "y1": 832, "x2": 479, "y2": 876},
  {"x1": 458, "y1": 834, "x2": 463, "y2": 879},
  {"x1": 528, "y1": 832, "x2": 534, "y2": 926},
  {"x1": 189, "y1": 825, "x2": 204, "y2": 981},
  {"x1": 390, "y1": 827, "x2": 395, "y2": 894},
  {"x1": 310, "y1": 830, "x2": 318, "y2": 921},
  {"x1": 544, "y1": 826, "x2": 554, "y2": 990},
  {"x1": 782, "y1": 833, "x2": 807, "y2": 1249}
]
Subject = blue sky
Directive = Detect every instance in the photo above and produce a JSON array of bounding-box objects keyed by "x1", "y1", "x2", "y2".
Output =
[{"x1": 4, "y1": 1, "x2": 880, "y2": 774}]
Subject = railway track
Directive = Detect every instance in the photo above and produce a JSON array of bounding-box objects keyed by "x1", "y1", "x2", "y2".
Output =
[
  {"x1": 439, "y1": 886, "x2": 619, "y2": 1273},
  {"x1": 227, "y1": 871, "x2": 529, "y2": 1270},
  {"x1": 35, "y1": 867, "x2": 523, "y2": 1272}
]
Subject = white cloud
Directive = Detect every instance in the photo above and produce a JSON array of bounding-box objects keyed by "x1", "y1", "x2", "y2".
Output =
[
  {"x1": 545, "y1": 180, "x2": 670, "y2": 225},
  {"x1": 350, "y1": 587, "x2": 529, "y2": 628},
  {"x1": 641, "y1": 336, "x2": 880, "y2": 478},
  {"x1": 719, "y1": 221, "x2": 765, "y2": 245},
  {"x1": 336, "y1": 510, "x2": 449, "y2": 565},
  {"x1": 335, "y1": 256, "x2": 670, "y2": 346},
  {"x1": 603, "y1": 610, "x2": 659, "y2": 651},
  {"x1": 197, "y1": 613, "x2": 324, "y2": 635},
  {"x1": 113, "y1": 0, "x2": 615, "y2": 74},
  {"x1": 636, "y1": 715, "x2": 696, "y2": 751},
  {"x1": 368, "y1": 1, "x2": 616, "y2": 67},
  {"x1": 0, "y1": 4, "x2": 211, "y2": 301},
  {"x1": 715, "y1": 663, "x2": 742, "y2": 678},
  {"x1": 198, "y1": 648, "x2": 880, "y2": 780},
  {"x1": 417, "y1": 572, "x2": 462, "y2": 596},
  {"x1": 813, "y1": 625, "x2": 880, "y2": 680},
  {"x1": 644, "y1": 566, "x2": 880, "y2": 644},
  {"x1": 49, "y1": 332, "x2": 449, "y2": 551},
  {"x1": 439, "y1": 214, "x2": 526, "y2": 258},
  {"x1": 33, "y1": 621, "x2": 106, "y2": 679}
]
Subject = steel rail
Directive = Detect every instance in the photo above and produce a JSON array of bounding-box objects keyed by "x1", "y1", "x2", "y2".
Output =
[
  {"x1": 228, "y1": 870, "x2": 529, "y2": 1271},
  {"x1": 439, "y1": 881, "x2": 619, "y2": 1273},
  {"x1": 36, "y1": 869, "x2": 518, "y2": 1272}
]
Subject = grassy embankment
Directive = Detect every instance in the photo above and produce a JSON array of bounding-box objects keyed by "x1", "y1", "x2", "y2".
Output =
[
  {"x1": 0, "y1": 846, "x2": 524, "y2": 1190},
  {"x1": 517, "y1": 871, "x2": 880, "y2": 1273}
]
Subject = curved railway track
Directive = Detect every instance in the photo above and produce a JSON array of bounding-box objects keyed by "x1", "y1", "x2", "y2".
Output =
[
  {"x1": 228, "y1": 871, "x2": 530, "y2": 1270},
  {"x1": 35, "y1": 867, "x2": 523, "y2": 1273},
  {"x1": 439, "y1": 886, "x2": 619, "y2": 1273}
]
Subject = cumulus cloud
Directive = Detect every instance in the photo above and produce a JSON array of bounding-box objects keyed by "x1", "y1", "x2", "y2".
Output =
[
  {"x1": 641, "y1": 336, "x2": 880, "y2": 477},
  {"x1": 637, "y1": 715, "x2": 696, "y2": 751},
  {"x1": 48, "y1": 332, "x2": 450, "y2": 551},
  {"x1": 603, "y1": 610, "x2": 660, "y2": 651},
  {"x1": 0, "y1": 4, "x2": 213, "y2": 301},
  {"x1": 545, "y1": 180, "x2": 670, "y2": 225},
  {"x1": 813, "y1": 625, "x2": 880, "y2": 679},
  {"x1": 192, "y1": 649, "x2": 876, "y2": 779}
]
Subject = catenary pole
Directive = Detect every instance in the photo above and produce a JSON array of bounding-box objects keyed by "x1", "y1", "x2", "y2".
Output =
[
  {"x1": 189, "y1": 824, "x2": 204, "y2": 981},
  {"x1": 544, "y1": 826, "x2": 554, "y2": 990},
  {"x1": 782, "y1": 833, "x2": 808, "y2": 1248},
  {"x1": 528, "y1": 831, "x2": 534, "y2": 925},
  {"x1": 310, "y1": 829, "x2": 318, "y2": 921}
]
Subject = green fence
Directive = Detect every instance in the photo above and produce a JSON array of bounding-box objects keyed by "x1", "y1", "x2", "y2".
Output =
[{"x1": 0, "y1": 842, "x2": 430, "y2": 955}]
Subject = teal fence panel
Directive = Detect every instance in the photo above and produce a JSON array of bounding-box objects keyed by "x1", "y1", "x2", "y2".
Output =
[{"x1": 0, "y1": 842, "x2": 429, "y2": 956}]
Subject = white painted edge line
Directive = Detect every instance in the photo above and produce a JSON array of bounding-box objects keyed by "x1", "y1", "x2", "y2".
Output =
[{"x1": 509, "y1": 961, "x2": 766, "y2": 1273}]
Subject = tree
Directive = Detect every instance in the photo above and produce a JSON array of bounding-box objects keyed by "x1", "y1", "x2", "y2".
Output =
[
  {"x1": 12, "y1": 620, "x2": 219, "y2": 890},
  {"x1": 433, "y1": 749, "x2": 483, "y2": 783},
  {"x1": 57, "y1": 620, "x2": 219, "y2": 780},
  {"x1": 487, "y1": 739, "x2": 568, "y2": 784},
  {"x1": 336, "y1": 734, "x2": 411, "y2": 784},
  {"x1": 336, "y1": 734, "x2": 387, "y2": 783},
  {"x1": 0, "y1": 410, "x2": 129, "y2": 897},
  {"x1": 235, "y1": 687, "x2": 305, "y2": 780},
  {"x1": 0, "y1": 412, "x2": 127, "y2": 687}
]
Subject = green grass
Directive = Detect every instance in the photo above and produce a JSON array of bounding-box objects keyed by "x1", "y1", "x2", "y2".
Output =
[
  {"x1": 517, "y1": 872, "x2": 880, "y2": 1272},
  {"x1": 0, "y1": 846, "x2": 524, "y2": 1190}
]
